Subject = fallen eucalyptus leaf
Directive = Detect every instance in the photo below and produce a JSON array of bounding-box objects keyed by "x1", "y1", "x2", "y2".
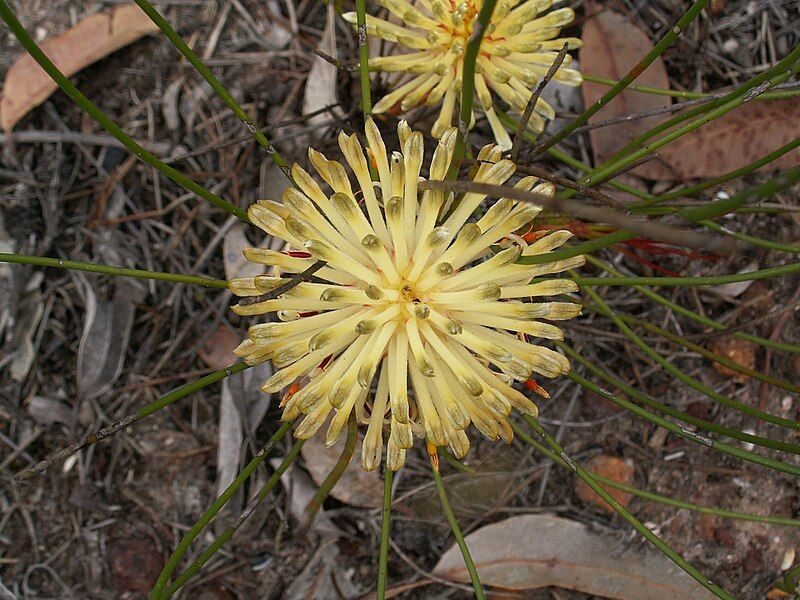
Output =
[
  {"x1": 77, "y1": 278, "x2": 144, "y2": 398},
  {"x1": 0, "y1": 4, "x2": 159, "y2": 130},
  {"x1": 302, "y1": 4, "x2": 343, "y2": 127},
  {"x1": 301, "y1": 432, "x2": 382, "y2": 508},
  {"x1": 580, "y1": 3, "x2": 671, "y2": 178},
  {"x1": 275, "y1": 460, "x2": 339, "y2": 536},
  {"x1": 285, "y1": 541, "x2": 359, "y2": 600},
  {"x1": 714, "y1": 260, "x2": 759, "y2": 298},
  {"x1": 643, "y1": 98, "x2": 800, "y2": 180},
  {"x1": 264, "y1": 0, "x2": 293, "y2": 50},
  {"x1": 25, "y1": 395, "x2": 73, "y2": 426},
  {"x1": 433, "y1": 514, "x2": 716, "y2": 599},
  {"x1": 9, "y1": 272, "x2": 44, "y2": 381},
  {"x1": 223, "y1": 223, "x2": 266, "y2": 281},
  {"x1": 215, "y1": 380, "x2": 243, "y2": 499},
  {"x1": 199, "y1": 324, "x2": 241, "y2": 371},
  {"x1": 228, "y1": 362, "x2": 273, "y2": 434}
]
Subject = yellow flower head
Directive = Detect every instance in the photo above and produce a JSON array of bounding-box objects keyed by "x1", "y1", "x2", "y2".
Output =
[
  {"x1": 343, "y1": 0, "x2": 582, "y2": 150},
  {"x1": 229, "y1": 120, "x2": 583, "y2": 471}
]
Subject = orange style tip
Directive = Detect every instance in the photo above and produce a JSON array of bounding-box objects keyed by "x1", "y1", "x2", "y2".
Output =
[
  {"x1": 527, "y1": 229, "x2": 554, "y2": 242},
  {"x1": 523, "y1": 379, "x2": 550, "y2": 398},
  {"x1": 279, "y1": 382, "x2": 303, "y2": 407},
  {"x1": 426, "y1": 441, "x2": 440, "y2": 471}
]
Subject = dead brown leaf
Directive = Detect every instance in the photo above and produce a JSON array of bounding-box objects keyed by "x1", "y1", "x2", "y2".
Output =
[
  {"x1": 581, "y1": 3, "x2": 800, "y2": 181},
  {"x1": 580, "y1": 3, "x2": 671, "y2": 177},
  {"x1": 708, "y1": 336, "x2": 757, "y2": 383},
  {"x1": 649, "y1": 99, "x2": 800, "y2": 180},
  {"x1": 575, "y1": 454, "x2": 635, "y2": 513},
  {"x1": 0, "y1": 4, "x2": 159, "y2": 130},
  {"x1": 199, "y1": 324, "x2": 240, "y2": 371},
  {"x1": 433, "y1": 514, "x2": 717, "y2": 599},
  {"x1": 301, "y1": 433, "x2": 382, "y2": 508}
]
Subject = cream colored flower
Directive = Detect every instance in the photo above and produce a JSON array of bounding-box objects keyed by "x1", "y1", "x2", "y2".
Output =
[
  {"x1": 343, "y1": 0, "x2": 582, "y2": 149},
  {"x1": 229, "y1": 120, "x2": 583, "y2": 471}
]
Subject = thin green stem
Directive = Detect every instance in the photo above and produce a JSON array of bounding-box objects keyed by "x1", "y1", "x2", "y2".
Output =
[
  {"x1": 439, "y1": 448, "x2": 478, "y2": 474},
  {"x1": 549, "y1": 138, "x2": 800, "y2": 255},
  {"x1": 582, "y1": 73, "x2": 800, "y2": 100},
  {"x1": 511, "y1": 421, "x2": 800, "y2": 527},
  {"x1": 157, "y1": 439, "x2": 304, "y2": 599},
  {"x1": 698, "y1": 220, "x2": 800, "y2": 255},
  {"x1": 517, "y1": 162, "x2": 800, "y2": 266},
  {"x1": 572, "y1": 262, "x2": 800, "y2": 287},
  {"x1": 0, "y1": 0, "x2": 248, "y2": 222},
  {"x1": 531, "y1": 0, "x2": 711, "y2": 156},
  {"x1": 450, "y1": 0, "x2": 498, "y2": 175},
  {"x1": 521, "y1": 415, "x2": 734, "y2": 600},
  {"x1": 580, "y1": 275, "x2": 800, "y2": 430},
  {"x1": 560, "y1": 343, "x2": 800, "y2": 454},
  {"x1": 430, "y1": 454, "x2": 485, "y2": 600},
  {"x1": 568, "y1": 370, "x2": 800, "y2": 476},
  {"x1": 775, "y1": 564, "x2": 800, "y2": 593},
  {"x1": 546, "y1": 145, "x2": 654, "y2": 201},
  {"x1": 680, "y1": 164, "x2": 800, "y2": 222},
  {"x1": 305, "y1": 412, "x2": 358, "y2": 523},
  {"x1": 585, "y1": 254, "x2": 800, "y2": 354},
  {"x1": 585, "y1": 50, "x2": 800, "y2": 190},
  {"x1": 637, "y1": 137, "x2": 800, "y2": 205},
  {"x1": 17, "y1": 363, "x2": 251, "y2": 480},
  {"x1": 354, "y1": 0, "x2": 372, "y2": 119},
  {"x1": 152, "y1": 421, "x2": 293, "y2": 596},
  {"x1": 622, "y1": 316, "x2": 799, "y2": 396},
  {"x1": 0, "y1": 252, "x2": 228, "y2": 288},
  {"x1": 376, "y1": 468, "x2": 394, "y2": 600},
  {"x1": 517, "y1": 231, "x2": 632, "y2": 265},
  {"x1": 132, "y1": 0, "x2": 292, "y2": 181}
]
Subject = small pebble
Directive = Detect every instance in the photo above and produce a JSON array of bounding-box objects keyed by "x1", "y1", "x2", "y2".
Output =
[
  {"x1": 722, "y1": 38, "x2": 739, "y2": 54},
  {"x1": 782, "y1": 548, "x2": 795, "y2": 571}
]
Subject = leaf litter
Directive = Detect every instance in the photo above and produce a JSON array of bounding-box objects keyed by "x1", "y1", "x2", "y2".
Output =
[
  {"x1": 0, "y1": 3, "x2": 159, "y2": 130},
  {"x1": 433, "y1": 514, "x2": 718, "y2": 598},
  {"x1": 580, "y1": 2, "x2": 800, "y2": 181}
]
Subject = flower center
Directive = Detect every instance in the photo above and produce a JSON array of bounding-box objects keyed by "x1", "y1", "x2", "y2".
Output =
[{"x1": 446, "y1": 0, "x2": 479, "y2": 55}]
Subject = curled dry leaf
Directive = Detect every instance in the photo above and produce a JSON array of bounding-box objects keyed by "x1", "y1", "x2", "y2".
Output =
[
  {"x1": 433, "y1": 514, "x2": 717, "y2": 599},
  {"x1": 199, "y1": 324, "x2": 241, "y2": 371},
  {"x1": 25, "y1": 395, "x2": 74, "y2": 426},
  {"x1": 715, "y1": 260, "x2": 759, "y2": 299},
  {"x1": 302, "y1": 3, "x2": 344, "y2": 127},
  {"x1": 0, "y1": 4, "x2": 159, "y2": 130},
  {"x1": 575, "y1": 454, "x2": 635, "y2": 513},
  {"x1": 284, "y1": 541, "x2": 360, "y2": 600},
  {"x1": 215, "y1": 380, "x2": 243, "y2": 499},
  {"x1": 300, "y1": 432, "x2": 383, "y2": 508},
  {"x1": 77, "y1": 278, "x2": 144, "y2": 399},
  {"x1": 223, "y1": 223, "x2": 267, "y2": 281},
  {"x1": 9, "y1": 272, "x2": 44, "y2": 381}
]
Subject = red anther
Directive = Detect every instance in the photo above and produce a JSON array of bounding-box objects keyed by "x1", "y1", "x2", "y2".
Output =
[{"x1": 285, "y1": 250, "x2": 312, "y2": 258}]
